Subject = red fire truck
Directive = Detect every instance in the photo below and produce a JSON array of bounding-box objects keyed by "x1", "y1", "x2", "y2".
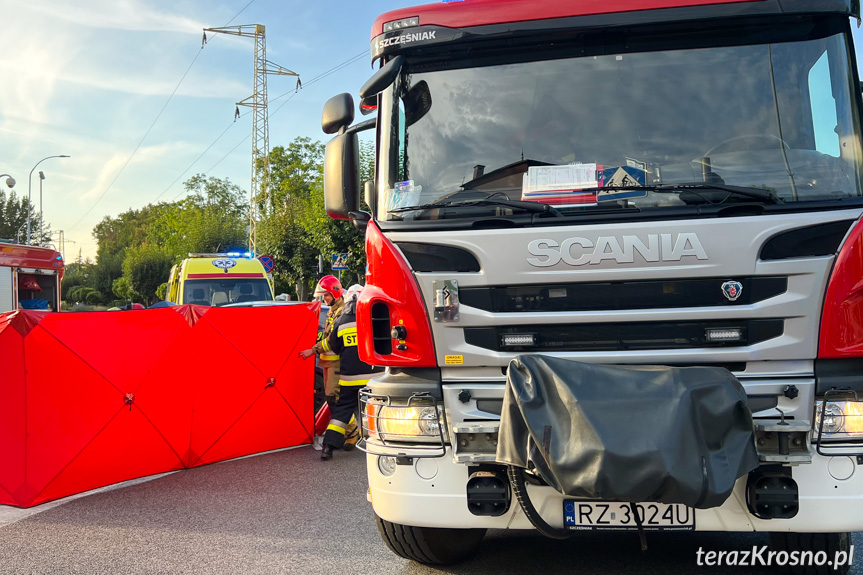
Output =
[
  {"x1": 322, "y1": 0, "x2": 863, "y2": 570},
  {"x1": 0, "y1": 242, "x2": 64, "y2": 313}
]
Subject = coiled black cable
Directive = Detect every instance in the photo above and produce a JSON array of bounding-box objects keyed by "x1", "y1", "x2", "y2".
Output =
[{"x1": 507, "y1": 465, "x2": 573, "y2": 539}]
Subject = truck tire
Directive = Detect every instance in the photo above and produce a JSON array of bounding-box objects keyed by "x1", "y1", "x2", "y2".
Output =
[
  {"x1": 374, "y1": 514, "x2": 485, "y2": 565},
  {"x1": 768, "y1": 532, "x2": 852, "y2": 575}
]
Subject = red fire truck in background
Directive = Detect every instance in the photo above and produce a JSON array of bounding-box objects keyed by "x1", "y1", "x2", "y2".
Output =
[
  {"x1": 0, "y1": 242, "x2": 64, "y2": 313},
  {"x1": 322, "y1": 0, "x2": 863, "y2": 570}
]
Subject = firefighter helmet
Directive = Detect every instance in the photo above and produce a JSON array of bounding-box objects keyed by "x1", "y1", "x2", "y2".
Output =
[
  {"x1": 344, "y1": 284, "x2": 363, "y2": 302},
  {"x1": 314, "y1": 275, "x2": 343, "y2": 299}
]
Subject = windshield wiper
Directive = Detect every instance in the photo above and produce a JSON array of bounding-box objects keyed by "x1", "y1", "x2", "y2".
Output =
[
  {"x1": 389, "y1": 198, "x2": 564, "y2": 216},
  {"x1": 578, "y1": 183, "x2": 783, "y2": 204}
]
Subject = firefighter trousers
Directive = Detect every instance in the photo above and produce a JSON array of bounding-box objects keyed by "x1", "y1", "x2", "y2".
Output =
[
  {"x1": 321, "y1": 362, "x2": 357, "y2": 440},
  {"x1": 323, "y1": 385, "x2": 362, "y2": 449}
]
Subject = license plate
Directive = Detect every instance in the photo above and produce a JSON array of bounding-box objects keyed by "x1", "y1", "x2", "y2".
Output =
[{"x1": 564, "y1": 501, "x2": 695, "y2": 531}]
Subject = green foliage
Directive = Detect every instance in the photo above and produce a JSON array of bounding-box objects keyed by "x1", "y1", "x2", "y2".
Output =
[
  {"x1": 112, "y1": 276, "x2": 140, "y2": 301},
  {"x1": 65, "y1": 286, "x2": 101, "y2": 306},
  {"x1": 155, "y1": 282, "x2": 168, "y2": 301},
  {"x1": 0, "y1": 190, "x2": 50, "y2": 245},
  {"x1": 90, "y1": 175, "x2": 248, "y2": 305},
  {"x1": 257, "y1": 136, "x2": 371, "y2": 299},
  {"x1": 147, "y1": 175, "x2": 248, "y2": 255},
  {"x1": 65, "y1": 285, "x2": 86, "y2": 304},
  {"x1": 122, "y1": 244, "x2": 174, "y2": 305},
  {"x1": 83, "y1": 135, "x2": 370, "y2": 304}
]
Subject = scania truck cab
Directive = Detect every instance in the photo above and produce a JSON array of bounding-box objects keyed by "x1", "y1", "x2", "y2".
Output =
[{"x1": 322, "y1": 0, "x2": 863, "y2": 569}]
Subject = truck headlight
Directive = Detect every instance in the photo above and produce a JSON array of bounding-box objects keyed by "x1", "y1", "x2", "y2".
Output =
[
  {"x1": 814, "y1": 401, "x2": 863, "y2": 440},
  {"x1": 364, "y1": 403, "x2": 445, "y2": 443}
]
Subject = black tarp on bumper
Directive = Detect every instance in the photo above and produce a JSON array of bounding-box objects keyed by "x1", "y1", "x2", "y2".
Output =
[{"x1": 496, "y1": 356, "x2": 759, "y2": 509}]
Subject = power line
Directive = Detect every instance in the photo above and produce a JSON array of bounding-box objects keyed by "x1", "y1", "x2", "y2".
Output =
[
  {"x1": 269, "y1": 50, "x2": 366, "y2": 103},
  {"x1": 166, "y1": 50, "x2": 368, "y2": 199},
  {"x1": 66, "y1": 0, "x2": 259, "y2": 232},
  {"x1": 225, "y1": 0, "x2": 256, "y2": 25},
  {"x1": 153, "y1": 121, "x2": 237, "y2": 203},
  {"x1": 67, "y1": 49, "x2": 204, "y2": 232}
]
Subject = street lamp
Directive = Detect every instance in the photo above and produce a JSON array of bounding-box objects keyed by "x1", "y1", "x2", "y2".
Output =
[
  {"x1": 38, "y1": 171, "x2": 45, "y2": 245},
  {"x1": 27, "y1": 155, "x2": 70, "y2": 245},
  {"x1": 0, "y1": 174, "x2": 15, "y2": 189}
]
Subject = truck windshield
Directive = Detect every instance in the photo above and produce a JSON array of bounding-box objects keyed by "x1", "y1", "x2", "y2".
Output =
[
  {"x1": 183, "y1": 278, "x2": 273, "y2": 306},
  {"x1": 378, "y1": 26, "x2": 863, "y2": 221}
]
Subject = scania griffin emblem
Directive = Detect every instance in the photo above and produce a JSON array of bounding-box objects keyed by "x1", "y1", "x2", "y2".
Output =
[{"x1": 721, "y1": 280, "x2": 743, "y2": 301}]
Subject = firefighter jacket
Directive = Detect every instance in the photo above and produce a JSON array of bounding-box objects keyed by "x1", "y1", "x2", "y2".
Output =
[
  {"x1": 323, "y1": 298, "x2": 382, "y2": 386},
  {"x1": 313, "y1": 296, "x2": 344, "y2": 361}
]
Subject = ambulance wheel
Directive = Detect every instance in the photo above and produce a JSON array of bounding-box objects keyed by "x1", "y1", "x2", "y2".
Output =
[
  {"x1": 375, "y1": 514, "x2": 485, "y2": 565},
  {"x1": 768, "y1": 532, "x2": 851, "y2": 575},
  {"x1": 313, "y1": 372, "x2": 326, "y2": 414}
]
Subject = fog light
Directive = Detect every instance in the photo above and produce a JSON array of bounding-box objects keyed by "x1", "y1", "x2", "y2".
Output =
[
  {"x1": 378, "y1": 456, "x2": 397, "y2": 476},
  {"x1": 705, "y1": 328, "x2": 744, "y2": 342},
  {"x1": 501, "y1": 333, "x2": 536, "y2": 347},
  {"x1": 418, "y1": 407, "x2": 441, "y2": 435}
]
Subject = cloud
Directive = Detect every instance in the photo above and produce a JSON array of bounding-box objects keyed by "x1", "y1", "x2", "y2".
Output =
[
  {"x1": 25, "y1": 0, "x2": 210, "y2": 35},
  {"x1": 79, "y1": 141, "x2": 197, "y2": 202}
]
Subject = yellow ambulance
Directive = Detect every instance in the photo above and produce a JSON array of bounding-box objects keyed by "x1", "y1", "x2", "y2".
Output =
[{"x1": 166, "y1": 253, "x2": 274, "y2": 306}]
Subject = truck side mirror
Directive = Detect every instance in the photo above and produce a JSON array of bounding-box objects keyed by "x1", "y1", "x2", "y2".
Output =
[
  {"x1": 324, "y1": 132, "x2": 360, "y2": 220},
  {"x1": 360, "y1": 55, "x2": 405, "y2": 99},
  {"x1": 322, "y1": 93, "x2": 355, "y2": 135},
  {"x1": 360, "y1": 95, "x2": 377, "y2": 116}
]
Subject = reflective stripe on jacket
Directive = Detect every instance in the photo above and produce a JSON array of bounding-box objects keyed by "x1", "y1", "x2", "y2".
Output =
[
  {"x1": 314, "y1": 296, "x2": 344, "y2": 360},
  {"x1": 326, "y1": 299, "x2": 382, "y2": 384}
]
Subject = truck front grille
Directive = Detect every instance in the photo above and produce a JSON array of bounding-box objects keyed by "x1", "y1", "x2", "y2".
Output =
[
  {"x1": 464, "y1": 319, "x2": 784, "y2": 352},
  {"x1": 459, "y1": 276, "x2": 787, "y2": 313}
]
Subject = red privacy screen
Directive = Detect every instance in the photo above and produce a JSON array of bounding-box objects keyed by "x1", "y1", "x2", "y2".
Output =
[{"x1": 0, "y1": 303, "x2": 318, "y2": 508}]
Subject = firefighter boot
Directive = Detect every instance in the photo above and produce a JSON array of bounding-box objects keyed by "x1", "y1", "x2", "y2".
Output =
[
  {"x1": 321, "y1": 444, "x2": 333, "y2": 461},
  {"x1": 343, "y1": 426, "x2": 360, "y2": 451}
]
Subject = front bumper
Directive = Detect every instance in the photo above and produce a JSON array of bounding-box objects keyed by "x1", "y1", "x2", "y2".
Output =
[{"x1": 367, "y1": 448, "x2": 863, "y2": 533}]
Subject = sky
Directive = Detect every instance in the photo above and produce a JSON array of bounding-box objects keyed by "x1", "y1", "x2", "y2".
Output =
[
  {"x1": 2, "y1": 1, "x2": 863, "y2": 262},
  {"x1": 0, "y1": 0, "x2": 416, "y2": 260}
]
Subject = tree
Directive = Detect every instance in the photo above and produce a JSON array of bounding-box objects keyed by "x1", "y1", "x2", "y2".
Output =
[
  {"x1": 156, "y1": 282, "x2": 168, "y2": 301},
  {"x1": 89, "y1": 175, "x2": 248, "y2": 305},
  {"x1": 257, "y1": 136, "x2": 370, "y2": 299},
  {"x1": 122, "y1": 244, "x2": 174, "y2": 306},
  {"x1": 257, "y1": 139, "x2": 326, "y2": 299},
  {"x1": 112, "y1": 276, "x2": 141, "y2": 302},
  {"x1": 0, "y1": 189, "x2": 57, "y2": 246},
  {"x1": 148, "y1": 175, "x2": 248, "y2": 256}
]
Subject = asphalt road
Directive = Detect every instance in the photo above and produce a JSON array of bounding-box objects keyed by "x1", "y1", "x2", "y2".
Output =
[{"x1": 0, "y1": 446, "x2": 860, "y2": 575}]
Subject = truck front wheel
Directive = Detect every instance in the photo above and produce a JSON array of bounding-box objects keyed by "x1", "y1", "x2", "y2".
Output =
[
  {"x1": 374, "y1": 514, "x2": 486, "y2": 565},
  {"x1": 768, "y1": 532, "x2": 852, "y2": 575}
]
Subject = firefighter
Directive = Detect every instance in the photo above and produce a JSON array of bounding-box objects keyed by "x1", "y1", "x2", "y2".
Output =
[
  {"x1": 319, "y1": 284, "x2": 382, "y2": 461},
  {"x1": 299, "y1": 275, "x2": 359, "y2": 448}
]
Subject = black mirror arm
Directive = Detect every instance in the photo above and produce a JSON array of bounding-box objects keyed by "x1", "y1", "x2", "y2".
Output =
[
  {"x1": 359, "y1": 55, "x2": 405, "y2": 100},
  {"x1": 349, "y1": 211, "x2": 371, "y2": 230},
  {"x1": 344, "y1": 118, "x2": 377, "y2": 135}
]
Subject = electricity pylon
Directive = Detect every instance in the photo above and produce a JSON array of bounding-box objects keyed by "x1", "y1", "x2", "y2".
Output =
[
  {"x1": 203, "y1": 24, "x2": 299, "y2": 255},
  {"x1": 52, "y1": 230, "x2": 75, "y2": 261}
]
